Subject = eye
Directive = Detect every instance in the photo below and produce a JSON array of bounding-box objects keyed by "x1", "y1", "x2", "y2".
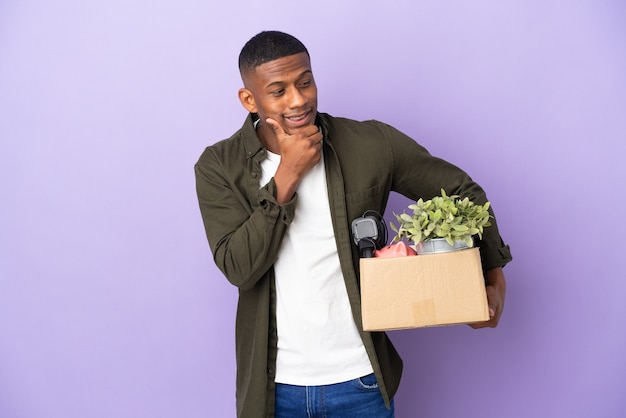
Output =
[
  {"x1": 271, "y1": 89, "x2": 285, "y2": 97},
  {"x1": 299, "y1": 79, "x2": 311, "y2": 88}
]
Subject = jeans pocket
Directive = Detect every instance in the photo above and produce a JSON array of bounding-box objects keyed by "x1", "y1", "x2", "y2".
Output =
[{"x1": 355, "y1": 373, "x2": 379, "y2": 391}]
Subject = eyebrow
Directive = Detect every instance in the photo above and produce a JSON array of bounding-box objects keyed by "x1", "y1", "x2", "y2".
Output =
[{"x1": 264, "y1": 69, "x2": 313, "y2": 90}]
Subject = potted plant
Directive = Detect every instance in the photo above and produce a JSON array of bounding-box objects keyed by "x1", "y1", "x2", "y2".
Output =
[{"x1": 390, "y1": 189, "x2": 492, "y2": 254}]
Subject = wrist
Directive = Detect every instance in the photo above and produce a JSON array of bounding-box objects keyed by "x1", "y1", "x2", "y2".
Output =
[
  {"x1": 273, "y1": 167, "x2": 300, "y2": 204},
  {"x1": 485, "y1": 267, "x2": 506, "y2": 288}
]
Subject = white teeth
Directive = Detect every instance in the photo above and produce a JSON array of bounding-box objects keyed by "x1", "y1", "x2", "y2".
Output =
[{"x1": 287, "y1": 114, "x2": 306, "y2": 121}]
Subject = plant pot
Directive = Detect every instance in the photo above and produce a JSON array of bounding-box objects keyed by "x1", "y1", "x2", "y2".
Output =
[{"x1": 414, "y1": 238, "x2": 470, "y2": 255}]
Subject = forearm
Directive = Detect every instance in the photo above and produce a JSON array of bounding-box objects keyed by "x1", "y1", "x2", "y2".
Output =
[
  {"x1": 273, "y1": 164, "x2": 301, "y2": 204},
  {"x1": 470, "y1": 266, "x2": 507, "y2": 328},
  {"x1": 211, "y1": 203, "x2": 291, "y2": 289},
  {"x1": 195, "y1": 164, "x2": 295, "y2": 290},
  {"x1": 485, "y1": 267, "x2": 506, "y2": 291}
]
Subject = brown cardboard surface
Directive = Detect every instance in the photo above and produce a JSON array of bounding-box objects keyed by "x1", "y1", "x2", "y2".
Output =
[{"x1": 360, "y1": 248, "x2": 489, "y2": 331}]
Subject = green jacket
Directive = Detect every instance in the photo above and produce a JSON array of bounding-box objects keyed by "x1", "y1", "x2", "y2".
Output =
[{"x1": 195, "y1": 113, "x2": 512, "y2": 417}]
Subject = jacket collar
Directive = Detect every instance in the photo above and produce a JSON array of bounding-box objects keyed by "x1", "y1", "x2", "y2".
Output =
[{"x1": 241, "y1": 114, "x2": 264, "y2": 160}]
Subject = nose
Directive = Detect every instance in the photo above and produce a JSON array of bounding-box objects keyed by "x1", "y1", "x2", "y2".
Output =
[{"x1": 286, "y1": 87, "x2": 306, "y2": 108}]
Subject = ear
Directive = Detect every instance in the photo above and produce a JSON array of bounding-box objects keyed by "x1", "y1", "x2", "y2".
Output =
[{"x1": 238, "y1": 88, "x2": 257, "y2": 113}]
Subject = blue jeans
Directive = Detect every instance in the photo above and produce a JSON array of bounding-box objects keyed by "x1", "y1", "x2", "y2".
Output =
[{"x1": 274, "y1": 373, "x2": 395, "y2": 417}]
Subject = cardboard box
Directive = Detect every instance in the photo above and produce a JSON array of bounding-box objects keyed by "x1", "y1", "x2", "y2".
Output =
[{"x1": 360, "y1": 248, "x2": 489, "y2": 331}]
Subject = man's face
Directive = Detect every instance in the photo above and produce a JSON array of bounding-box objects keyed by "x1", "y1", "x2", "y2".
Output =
[{"x1": 239, "y1": 52, "x2": 318, "y2": 137}]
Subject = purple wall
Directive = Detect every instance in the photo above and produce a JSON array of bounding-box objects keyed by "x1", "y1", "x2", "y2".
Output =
[{"x1": 1, "y1": 1, "x2": 625, "y2": 417}]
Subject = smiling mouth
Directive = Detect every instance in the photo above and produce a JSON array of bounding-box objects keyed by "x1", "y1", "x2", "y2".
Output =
[{"x1": 284, "y1": 111, "x2": 311, "y2": 124}]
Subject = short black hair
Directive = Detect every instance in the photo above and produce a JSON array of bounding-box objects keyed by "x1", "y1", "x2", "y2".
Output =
[{"x1": 238, "y1": 31, "x2": 309, "y2": 77}]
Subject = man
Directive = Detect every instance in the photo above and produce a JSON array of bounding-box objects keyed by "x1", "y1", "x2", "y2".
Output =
[{"x1": 195, "y1": 30, "x2": 512, "y2": 418}]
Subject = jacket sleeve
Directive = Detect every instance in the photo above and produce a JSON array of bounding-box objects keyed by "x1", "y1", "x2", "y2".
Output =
[
  {"x1": 381, "y1": 122, "x2": 513, "y2": 270},
  {"x1": 194, "y1": 147, "x2": 296, "y2": 290}
]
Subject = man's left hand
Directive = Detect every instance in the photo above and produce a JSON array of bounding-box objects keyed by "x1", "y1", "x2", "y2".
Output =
[{"x1": 470, "y1": 267, "x2": 506, "y2": 329}]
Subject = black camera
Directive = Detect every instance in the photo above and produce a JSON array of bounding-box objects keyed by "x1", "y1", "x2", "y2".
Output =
[{"x1": 351, "y1": 211, "x2": 387, "y2": 258}]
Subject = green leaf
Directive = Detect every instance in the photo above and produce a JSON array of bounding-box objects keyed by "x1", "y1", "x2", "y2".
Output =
[
  {"x1": 389, "y1": 192, "x2": 492, "y2": 244},
  {"x1": 400, "y1": 213, "x2": 413, "y2": 222}
]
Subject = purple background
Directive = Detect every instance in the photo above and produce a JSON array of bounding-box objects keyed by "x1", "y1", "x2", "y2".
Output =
[{"x1": 1, "y1": 1, "x2": 625, "y2": 417}]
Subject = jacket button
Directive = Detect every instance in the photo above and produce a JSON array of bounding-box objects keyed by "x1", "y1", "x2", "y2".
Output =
[{"x1": 251, "y1": 172, "x2": 258, "y2": 178}]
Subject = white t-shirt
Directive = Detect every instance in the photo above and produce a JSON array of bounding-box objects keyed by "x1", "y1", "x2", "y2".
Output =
[{"x1": 260, "y1": 149, "x2": 373, "y2": 386}]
